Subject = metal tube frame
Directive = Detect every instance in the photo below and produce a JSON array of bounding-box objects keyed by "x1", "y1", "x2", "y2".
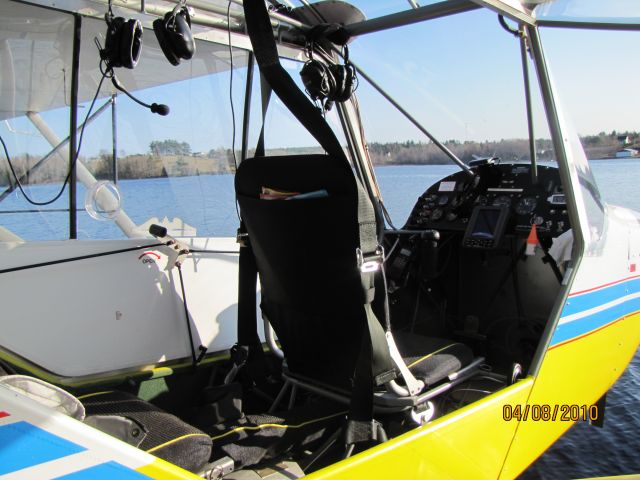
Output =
[
  {"x1": 111, "y1": 94, "x2": 118, "y2": 183},
  {"x1": 536, "y1": 19, "x2": 640, "y2": 32},
  {"x1": 344, "y1": 0, "x2": 480, "y2": 37},
  {"x1": 69, "y1": 14, "x2": 81, "y2": 239},
  {"x1": 240, "y1": 53, "x2": 255, "y2": 162},
  {"x1": 524, "y1": 24, "x2": 584, "y2": 376},
  {"x1": 519, "y1": 26, "x2": 537, "y2": 185}
]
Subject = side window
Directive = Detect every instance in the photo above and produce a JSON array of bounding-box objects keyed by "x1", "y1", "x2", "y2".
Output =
[
  {"x1": 0, "y1": 4, "x2": 74, "y2": 241},
  {"x1": 537, "y1": 27, "x2": 640, "y2": 253},
  {"x1": 76, "y1": 17, "x2": 250, "y2": 239},
  {"x1": 253, "y1": 58, "x2": 349, "y2": 157}
]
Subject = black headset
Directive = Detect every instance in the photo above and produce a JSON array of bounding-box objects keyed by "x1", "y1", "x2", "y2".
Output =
[
  {"x1": 100, "y1": 2, "x2": 195, "y2": 70},
  {"x1": 153, "y1": 6, "x2": 196, "y2": 66},
  {"x1": 97, "y1": 5, "x2": 174, "y2": 116},
  {"x1": 101, "y1": 14, "x2": 143, "y2": 69},
  {"x1": 300, "y1": 45, "x2": 357, "y2": 110}
]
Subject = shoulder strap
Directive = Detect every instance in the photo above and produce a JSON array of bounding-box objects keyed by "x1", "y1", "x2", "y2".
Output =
[
  {"x1": 255, "y1": 74, "x2": 272, "y2": 158},
  {"x1": 243, "y1": 1, "x2": 346, "y2": 161}
]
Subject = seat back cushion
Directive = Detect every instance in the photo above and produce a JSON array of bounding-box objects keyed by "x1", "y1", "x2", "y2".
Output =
[{"x1": 236, "y1": 155, "x2": 370, "y2": 388}]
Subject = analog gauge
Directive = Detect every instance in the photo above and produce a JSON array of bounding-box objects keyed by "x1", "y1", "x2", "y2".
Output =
[
  {"x1": 475, "y1": 195, "x2": 488, "y2": 206},
  {"x1": 492, "y1": 195, "x2": 512, "y2": 207},
  {"x1": 515, "y1": 196, "x2": 538, "y2": 215},
  {"x1": 437, "y1": 194, "x2": 450, "y2": 206},
  {"x1": 431, "y1": 208, "x2": 444, "y2": 221}
]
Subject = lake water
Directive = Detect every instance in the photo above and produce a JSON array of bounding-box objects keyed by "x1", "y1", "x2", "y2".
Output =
[{"x1": 1, "y1": 159, "x2": 638, "y2": 477}]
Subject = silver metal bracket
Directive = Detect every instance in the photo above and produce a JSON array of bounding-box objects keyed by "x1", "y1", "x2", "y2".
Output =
[
  {"x1": 203, "y1": 456, "x2": 234, "y2": 480},
  {"x1": 410, "y1": 401, "x2": 435, "y2": 425},
  {"x1": 385, "y1": 331, "x2": 424, "y2": 396},
  {"x1": 236, "y1": 229, "x2": 249, "y2": 247},
  {"x1": 356, "y1": 245, "x2": 384, "y2": 273}
]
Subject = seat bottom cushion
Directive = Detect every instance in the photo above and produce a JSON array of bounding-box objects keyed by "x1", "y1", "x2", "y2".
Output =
[
  {"x1": 394, "y1": 332, "x2": 474, "y2": 386},
  {"x1": 81, "y1": 391, "x2": 212, "y2": 473}
]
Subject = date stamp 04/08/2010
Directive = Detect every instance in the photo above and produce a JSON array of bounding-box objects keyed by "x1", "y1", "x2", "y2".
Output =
[{"x1": 502, "y1": 404, "x2": 600, "y2": 422}]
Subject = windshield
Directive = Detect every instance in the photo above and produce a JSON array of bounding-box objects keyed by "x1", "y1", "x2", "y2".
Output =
[{"x1": 347, "y1": 6, "x2": 550, "y2": 221}]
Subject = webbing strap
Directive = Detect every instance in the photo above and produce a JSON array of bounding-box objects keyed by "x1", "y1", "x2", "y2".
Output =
[
  {"x1": 237, "y1": 229, "x2": 267, "y2": 378},
  {"x1": 243, "y1": 1, "x2": 345, "y2": 160},
  {"x1": 255, "y1": 74, "x2": 272, "y2": 158}
]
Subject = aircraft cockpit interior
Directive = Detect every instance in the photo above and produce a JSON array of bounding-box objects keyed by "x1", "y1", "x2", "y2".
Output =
[
  {"x1": 10, "y1": 0, "x2": 639, "y2": 478},
  {"x1": 382, "y1": 160, "x2": 570, "y2": 399}
]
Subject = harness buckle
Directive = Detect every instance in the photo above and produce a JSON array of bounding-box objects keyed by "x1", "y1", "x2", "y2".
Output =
[
  {"x1": 236, "y1": 228, "x2": 249, "y2": 247},
  {"x1": 356, "y1": 245, "x2": 384, "y2": 273}
]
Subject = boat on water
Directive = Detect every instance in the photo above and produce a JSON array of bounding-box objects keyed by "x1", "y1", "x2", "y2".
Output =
[
  {"x1": 615, "y1": 148, "x2": 639, "y2": 158},
  {"x1": 0, "y1": 0, "x2": 638, "y2": 478}
]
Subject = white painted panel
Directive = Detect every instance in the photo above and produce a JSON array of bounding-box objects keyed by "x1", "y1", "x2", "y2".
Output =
[{"x1": 0, "y1": 238, "x2": 250, "y2": 377}]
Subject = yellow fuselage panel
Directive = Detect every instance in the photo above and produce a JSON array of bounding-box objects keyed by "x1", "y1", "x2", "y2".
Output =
[
  {"x1": 308, "y1": 379, "x2": 533, "y2": 480},
  {"x1": 500, "y1": 312, "x2": 639, "y2": 479}
]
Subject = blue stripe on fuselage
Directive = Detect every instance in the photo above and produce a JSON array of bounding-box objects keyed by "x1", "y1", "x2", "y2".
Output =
[
  {"x1": 551, "y1": 291, "x2": 640, "y2": 347},
  {"x1": 0, "y1": 421, "x2": 86, "y2": 475},
  {"x1": 561, "y1": 277, "x2": 640, "y2": 317}
]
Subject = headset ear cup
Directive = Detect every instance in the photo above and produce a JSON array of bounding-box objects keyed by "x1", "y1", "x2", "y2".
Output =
[
  {"x1": 324, "y1": 63, "x2": 337, "y2": 99},
  {"x1": 103, "y1": 16, "x2": 124, "y2": 68},
  {"x1": 153, "y1": 15, "x2": 181, "y2": 66},
  {"x1": 121, "y1": 19, "x2": 143, "y2": 69},
  {"x1": 153, "y1": 8, "x2": 195, "y2": 66},
  {"x1": 301, "y1": 60, "x2": 331, "y2": 101},
  {"x1": 102, "y1": 17, "x2": 142, "y2": 69},
  {"x1": 328, "y1": 64, "x2": 346, "y2": 102},
  {"x1": 172, "y1": 8, "x2": 195, "y2": 60},
  {"x1": 328, "y1": 63, "x2": 355, "y2": 102}
]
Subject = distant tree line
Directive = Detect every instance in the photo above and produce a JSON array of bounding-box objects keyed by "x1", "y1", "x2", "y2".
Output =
[
  {"x1": 367, "y1": 138, "x2": 556, "y2": 166},
  {"x1": 0, "y1": 131, "x2": 636, "y2": 186}
]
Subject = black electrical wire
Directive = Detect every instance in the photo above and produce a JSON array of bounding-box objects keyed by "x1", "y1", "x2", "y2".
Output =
[
  {"x1": 0, "y1": 72, "x2": 108, "y2": 206},
  {"x1": 189, "y1": 248, "x2": 238, "y2": 255},
  {"x1": 177, "y1": 263, "x2": 199, "y2": 369},
  {"x1": 227, "y1": 1, "x2": 238, "y2": 171},
  {"x1": 0, "y1": 242, "x2": 163, "y2": 275},
  {"x1": 227, "y1": 0, "x2": 241, "y2": 223},
  {"x1": 0, "y1": 242, "x2": 238, "y2": 275},
  {"x1": 498, "y1": 14, "x2": 520, "y2": 37}
]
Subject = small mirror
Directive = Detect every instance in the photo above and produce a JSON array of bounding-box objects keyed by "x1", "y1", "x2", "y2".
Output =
[{"x1": 84, "y1": 180, "x2": 122, "y2": 221}]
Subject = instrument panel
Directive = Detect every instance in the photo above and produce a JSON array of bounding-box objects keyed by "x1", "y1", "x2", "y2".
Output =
[{"x1": 405, "y1": 163, "x2": 570, "y2": 240}]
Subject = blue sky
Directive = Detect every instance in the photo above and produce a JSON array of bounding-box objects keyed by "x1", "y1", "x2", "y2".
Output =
[
  {"x1": 348, "y1": 6, "x2": 640, "y2": 143},
  {"x1": 2, "y1": 2, "x2": 639, "y2": 158}
]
